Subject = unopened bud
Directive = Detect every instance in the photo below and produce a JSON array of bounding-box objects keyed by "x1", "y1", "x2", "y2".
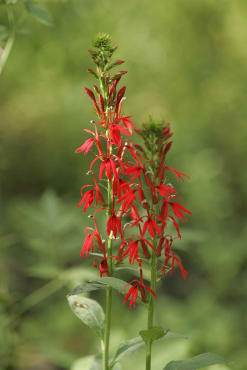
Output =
[
  {"x1": 90, "y1": 120, "x2": 95, "y2": 124},
  {"x1": 88, "y1": 215, "x2": 94, "y2": 218}
]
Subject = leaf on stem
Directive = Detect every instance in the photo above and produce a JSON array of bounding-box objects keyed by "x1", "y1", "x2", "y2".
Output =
[
  {"x1": 140, "y1": 327, "x2": 168, "y2": 345},
  {"x1": 110, "y1": 336, "x2": 144, "y2": 367},
  {"x1": 67, "y1": 295, "x2": 105, "y2": 339},
  {"x1": 71, "y1": 277, "x2": 145, "y2": 305},
  {"x1": 163, "y1": 352, "x2": 229, "y2": 370},
  {"x1": 110, "y1": 330, "x2": 187, "y2": 367},
  {"x1": 24, "y1": 1, "x2": 53, "y2": 26}
]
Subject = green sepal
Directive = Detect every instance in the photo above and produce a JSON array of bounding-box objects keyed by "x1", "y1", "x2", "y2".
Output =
[
  {"x1": 140, "y1": 327, "x2": 168, "y2": 345},
  {"x1": 163, "y1": 352, "x2": 229, "y2": 370},
  {"x1": 67, "y1": 294, "x2": 105, "y2": 340}
]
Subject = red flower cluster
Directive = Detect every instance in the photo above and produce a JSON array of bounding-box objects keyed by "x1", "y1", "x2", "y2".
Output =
[{"x1": 76, "y1": 35, "x2": 191, "y2": 308}]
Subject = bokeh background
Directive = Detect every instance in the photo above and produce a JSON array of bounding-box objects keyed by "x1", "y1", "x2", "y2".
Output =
[{"x1": 1, "y1": 0, "x2": 247, "y2": 369}]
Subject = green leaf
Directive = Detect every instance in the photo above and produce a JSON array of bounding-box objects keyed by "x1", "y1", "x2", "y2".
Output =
[
  {"x1": 71, "y1": 356, "x2": 93, "y2": 370},
  {"x1": 90, "y1": 277, "x2": 145, "y2": 305},
  {"x1": 70, "y1": 277, "x2": 145, "y2": 304},
  {"x1": 110, "y1": 336, "x2": 144, "y2": 366},
  {"x1": 90, "y1": 355, "x2": 102, "y2": 370},
  {"x1": 140, "y1": 327, "x2": 168, "y2": 345},
  {"x1": 24, "y1": 1, "x2": 53, "y2": 26},
  {"x1": 161, "y1": 331, "x2": 188, "y2": 341},
  {"x1": 67, "y1": 294, "x2": 105, "y2": 339},
  {"x1": 163, "y1": 352, "x2": 229, "y2": 370},
  {"x1": 0, "y1": 25, "x2": 8, "y2": 42},
  {"x1": 69, "y1": 281, "x2": 104, "y2": 295},
  {"x1": 110, "y1": 330, "x2": 186, "y2": 368}
]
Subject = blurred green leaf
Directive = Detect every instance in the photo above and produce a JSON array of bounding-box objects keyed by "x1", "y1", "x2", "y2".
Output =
[
  {"x1": 71, "y1": 356, "x2": 94, "y2": 370},
  {"x1": 163, "y1": 352, "x2": 229, "y2": 370},
  {"x1": 24, "y1": 1, "x2": 53, "y2": 26},
  {"x1": 140, "y1": 327, "x2": 168, "y2": 345},
  {"x1": 90, "y1": 355, "x2": 102, "y2": 370},
  {"x1": 110, "y1": 336, "x2": 144, "y2": 366},
  {"x1": 5, "y1": 0, "x2": 18, "y2": 3},
  {"x1": 0, "y1": 25, "x2": 8, "y2": 42},
  {"x1": 161, "y1": 332, "x2": 188, "y2": 341},
  {"x1": 67, "y1": 295, "x2": 105, "y2": 339}
]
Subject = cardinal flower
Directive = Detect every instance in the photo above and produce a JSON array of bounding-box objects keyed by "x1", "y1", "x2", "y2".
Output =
[
  {"x1": 80, "y1": 227, "x2": 95, "y2": 257},
  {"x1": 142, "y1": 216, "x2": 160, "y2": 238},
  {"x1": 122, "y1": 238, "x2": 154, "y2": 264},
  {"x1": 99, "y1": 157, "x2": 118, "y2": 181},
  {"x1": 170, "y1": 202, "x2": 192, "y2": 221},
  {"x1": 75, "y1": 138, "x2": 95, "y2": 155},
  {"x1": 121, "y1": 274, "x2": 156, "y2": 308},
  {"x1": 107, "y1": 212, "x2": 122, "y2": 238},
  {"x1": 165, "y1": 166, "x2": 190, "y2": 182},
  {"x1": 156, "y1": 184, "x2": 176, "y2": 199}
]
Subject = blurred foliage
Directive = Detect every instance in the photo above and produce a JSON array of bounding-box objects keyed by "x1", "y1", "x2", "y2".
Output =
[{"x1": 1, "y1": 0, "x2": 247, "y2": 369}]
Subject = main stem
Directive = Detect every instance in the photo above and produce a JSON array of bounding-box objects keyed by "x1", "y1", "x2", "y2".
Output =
[
  {"x1": 146, "y1": 250, "x2": 157, "y2": 370},
  {"x1": 103, "y1": 180, "x2": 113, "y2": 370},
  {"x1": 101, "y1": 72, "x2": 112, "y2": 370}
]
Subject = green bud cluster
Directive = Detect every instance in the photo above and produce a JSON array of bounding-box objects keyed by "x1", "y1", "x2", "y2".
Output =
[{"x1": 89, "y1": 33, "x2": 117, "y2": 70}]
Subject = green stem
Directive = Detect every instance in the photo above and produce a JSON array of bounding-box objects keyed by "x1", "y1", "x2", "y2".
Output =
[
  {"x1": 146, "y1": 248, "x2": 157, "y2": 370},
  {"x1": 100, "y1": 69, "x2": 112, "y2": 370}
]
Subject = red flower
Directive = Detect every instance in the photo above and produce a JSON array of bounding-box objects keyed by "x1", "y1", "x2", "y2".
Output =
[
  {"x1": 77, "y1": 177, "x2": 104, "y2": 212},
  {"x1": 165, "y1": 166, "x2": 190, "y2": 182},
  {"x1": 80, "y1": 228, "x2": 95, "y2": 257},
  {"x1": 170, "y1": 202, "x2": 192, "y2": 221},
  {"x1": 142, "y1": 216, "x2": 160, "y2": 238},
  {"x1": 169, "y1": 215, "x2": 181, "y2": 239},
  {"x1": 123, "y1": 284, "x2": 139, "y2": 308},
  {"x1": 121, "y1": 276, "x2": 156, "y2": 308},
  {"x1": 119, "y1": 116, "x2": 136, "y2": 135},
  {"x1": 170, "y1": 253, "x2": 188, "y2": 279},
  {"x1": 118, "y1": 188, "x2": 137, "y2": 213},
  {"x1": 77, "y1": 186, "x2": 95, "y2": 212},
  {"x1": 75, "y1": 138, "x2": 95, "y2": 155},
  {"x1": 110, "y1": 123, "x2": 130, "y2": 146},
  {"x1": 122, "y1": 238, "x2": 154, "y2": 264},
  {"x1": 84, "y1": 87, "x2": 100, "y2": 117},
  {"x1": 124, "y1": 163, "x2": 143, "y2": 179},
  {"x1": 99, "y1": 157, "x2": 118, "y2": 182},
  {"x1": 107, "y1": 212, "x2": 122, "y2": 239},
  {"x1": 156, "y1": 184, "x2": 176, "y2": 199}
]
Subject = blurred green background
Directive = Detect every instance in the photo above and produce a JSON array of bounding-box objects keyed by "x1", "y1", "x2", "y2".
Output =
[{"x1": 1, "y1": 0, "x2": 247, "y2": 369}]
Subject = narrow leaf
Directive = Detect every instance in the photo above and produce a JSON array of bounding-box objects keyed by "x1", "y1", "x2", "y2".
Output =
[
  {"x1": 25, "y1": 1, "x2": 53, "y2": 26},
  {"x1": 163, "y1": 352, "x2": 229, "y2": 370},
  {"x1": 140, "y1": 327, "x2": 168, "y2": 345},
  {"x1": 67, "y1": 294, "x2": 104, "y2": 339}
]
